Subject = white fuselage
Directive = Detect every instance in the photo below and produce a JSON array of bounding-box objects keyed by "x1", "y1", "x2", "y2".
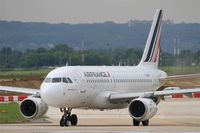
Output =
[
  {"x1": 39, "y1": 9, "x2": 166, "y2": 111},
  {"x1": 40, "y1": 66, "x2": 167, "y2": 110}
]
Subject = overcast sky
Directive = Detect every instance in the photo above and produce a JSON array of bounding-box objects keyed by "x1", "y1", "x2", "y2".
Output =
[{"x1": 0, "y1": 0, "x2": 199, "y2": 24}]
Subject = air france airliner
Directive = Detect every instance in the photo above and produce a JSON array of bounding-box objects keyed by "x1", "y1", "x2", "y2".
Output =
[{"x1": 0, "y1": 9, "x2": 200, "y2": 127}]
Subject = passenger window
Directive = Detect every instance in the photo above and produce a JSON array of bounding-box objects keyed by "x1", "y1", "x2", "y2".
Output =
[
  {"x1": 44, "y1": 78, "x2": 52, "y2": 83},
  {"x1": 67, "y1": 77, "x2": 73, "y2": 83},
  {"x1": 63, "y1": 78, "x2": 68, "y2": 83},
  {"x1": 52, "y1": 78, "x2": 61, "y2": 83}
]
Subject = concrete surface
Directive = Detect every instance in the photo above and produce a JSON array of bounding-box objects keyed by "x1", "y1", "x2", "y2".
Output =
[{"x1": 0, "y1": 98, "x2": 200, "y2": 133}]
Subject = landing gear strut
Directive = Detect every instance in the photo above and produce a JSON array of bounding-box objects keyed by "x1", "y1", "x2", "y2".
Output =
[{"x1": 60, "y1": 108, "x2": 78, "y2": 127}]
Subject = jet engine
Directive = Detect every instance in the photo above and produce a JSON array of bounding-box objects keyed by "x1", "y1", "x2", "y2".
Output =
[
  {"x1": 128, "y1": 98, "x2": 157, "y2": 121},
  {"x1": 20, "y1": 97, "x2": 48, "y2": 119}
]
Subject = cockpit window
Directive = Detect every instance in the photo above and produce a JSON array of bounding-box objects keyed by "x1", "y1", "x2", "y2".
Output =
[
  {"x1": 45, "y1": 77, "x2": 72, "y2": 83},
  {"x1": 62, "y1": 77, "x2": 73, "y2": 83},
  {"x1": 44, "y1": 78, "x2": 52, "y2": 83},
  {"x1": 52, "y1": 78, "x2": 62, "y2": 83},
  {"x1": 63, "y1": 78, "x2": 68, "y2": 83},
  {"x1": 67, "y1": 77, "x2": 73, "y2": 83}
]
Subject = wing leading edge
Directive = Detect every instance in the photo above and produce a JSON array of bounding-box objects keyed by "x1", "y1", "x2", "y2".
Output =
[
  {"x1": 109, "y1": 88, "x2": 200, "y2": 103},
  {"x1": 0, "y1": 86, "x2": 39, "y2": 95}
]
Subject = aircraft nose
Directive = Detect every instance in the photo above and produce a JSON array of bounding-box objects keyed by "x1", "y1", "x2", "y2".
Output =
[
  {"x1": 40, "y1": 85, "x2": 49, "y2": 103},
  {"x1": 40, "y1": 83, "x2": 69, "y2": 107},
  {"x1": 40, "y1": 84, "x2": 59, "y2": 106}
]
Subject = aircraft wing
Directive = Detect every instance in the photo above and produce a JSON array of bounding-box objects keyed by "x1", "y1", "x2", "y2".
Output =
[
  {"x1": 166, "y1": 73, "x2": 200, "y2": 80},
  {"x1": 109, "y1": 88, "x2": 200, "y2": 103},
  {"x1": 156, "y1": 73, "x2": 200, "y2": 91},
  {"x1": 0, "y1": 86, "x2": 39, "y2": 95}
]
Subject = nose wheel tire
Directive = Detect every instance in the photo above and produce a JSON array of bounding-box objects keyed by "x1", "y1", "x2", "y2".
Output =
[
  {"x1": 60, "y1": 118, "x2": 65, "y2": 127},
  {"x1": 60, "y1": 117, "x2": 69, "y2": 127},
  {"x1": 70, "y1": 114, "x2": 78, "y2": 126},
  {"x1": 59, "y1": 108, "x2": 78, "y2": 127}
]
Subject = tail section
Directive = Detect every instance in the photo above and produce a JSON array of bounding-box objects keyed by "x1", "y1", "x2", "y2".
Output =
[{"x1": 138, "y1": 9, "x2": 163, "y2": 68}]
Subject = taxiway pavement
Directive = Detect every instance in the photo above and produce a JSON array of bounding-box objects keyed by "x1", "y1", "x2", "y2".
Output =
[{"x1": 0, "y1": 98, "x2": 200, "y2": 133}]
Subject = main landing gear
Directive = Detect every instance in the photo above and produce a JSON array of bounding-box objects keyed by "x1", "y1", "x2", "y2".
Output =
[
  {"x1": 59, "y1": 108, "x2": 78, "y2": 127},
  {"x1": 133, "y1": 119, "x2": 149, "y2": 126}
]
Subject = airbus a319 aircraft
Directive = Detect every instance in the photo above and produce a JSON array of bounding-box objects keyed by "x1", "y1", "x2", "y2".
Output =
[{"x1": 0, "y1": 9, "x2": 200, "y2": 127}]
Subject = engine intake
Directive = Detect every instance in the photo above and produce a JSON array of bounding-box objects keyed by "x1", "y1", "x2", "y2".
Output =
[
  {"x1": 128, "y1": 98, "x2": 157, "y2": 121},
  {"x1": 20, "y1": 97, "x2": 48, "y2": 119}
]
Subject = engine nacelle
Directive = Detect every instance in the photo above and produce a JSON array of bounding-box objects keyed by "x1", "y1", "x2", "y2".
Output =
[
  {"x1": 20, "y1": 97, "x2": 48, "y2": 119},
  {"x1": 128, "y1": 98, "x2": 157, "y2": 121}
]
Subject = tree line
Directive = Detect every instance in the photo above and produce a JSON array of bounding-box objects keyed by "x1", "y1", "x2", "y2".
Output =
[
  {"x1": 1, "y1": 20, "x2": 200, "y2": 53},
  {"x1": 0, "y1": 44, "x2": 200, "y2": 68}
]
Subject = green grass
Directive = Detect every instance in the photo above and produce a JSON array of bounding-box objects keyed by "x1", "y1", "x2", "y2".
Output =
[
  {"x1": 0, "y1": 102, "x2": 29, "y2": 123},
  {"x1": 0, "y1": 68, "x2": 52, "y2": 79}
]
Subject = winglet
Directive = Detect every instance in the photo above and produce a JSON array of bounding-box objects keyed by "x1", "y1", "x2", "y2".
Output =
[{"x1": 138, "y1": 9, "x2": 163, "y2": 68}]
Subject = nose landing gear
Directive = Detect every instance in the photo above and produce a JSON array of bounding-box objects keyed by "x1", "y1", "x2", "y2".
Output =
[{"x1": 60, "y1": 108, "x2": 78, "y2": 127}]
